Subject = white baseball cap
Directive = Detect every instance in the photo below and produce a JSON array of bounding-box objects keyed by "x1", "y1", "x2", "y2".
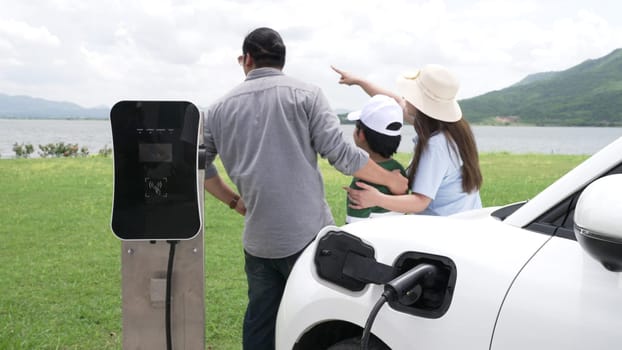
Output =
[{"x1": 347, "y1": 94, "x2": 403, "y2": 136}]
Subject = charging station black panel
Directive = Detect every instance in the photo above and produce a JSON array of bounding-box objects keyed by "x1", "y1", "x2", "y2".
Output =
[{"x1": 110, "y1": 101, "x2": 201, "y2": 240}]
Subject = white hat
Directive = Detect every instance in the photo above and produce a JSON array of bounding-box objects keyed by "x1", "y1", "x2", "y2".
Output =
[
  {"x1": 396, "y1": 64, "x2": 462, "y2": 122},
  {"x1": 347, "y1": 94, "x2": 403, "y2": 136}
]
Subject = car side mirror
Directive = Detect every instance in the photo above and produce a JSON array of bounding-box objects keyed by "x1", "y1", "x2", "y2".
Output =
[{"x1": 574, "y1": 174, "x2": 622, "y2": 272}]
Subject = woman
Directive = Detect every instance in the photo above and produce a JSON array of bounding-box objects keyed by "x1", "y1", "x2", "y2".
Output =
[{"x1": 333, "y1": 64, "x2": 483, "y2": 216}]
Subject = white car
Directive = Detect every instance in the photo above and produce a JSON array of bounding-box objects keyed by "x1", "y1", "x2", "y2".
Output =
[{"x1": 276, "y1": 137, "x2": 622, "y2": 350}]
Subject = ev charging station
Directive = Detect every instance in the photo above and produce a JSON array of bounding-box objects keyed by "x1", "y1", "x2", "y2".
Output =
[{"x1": 110, "y1": 101, "x2": 205, "y2": 350}]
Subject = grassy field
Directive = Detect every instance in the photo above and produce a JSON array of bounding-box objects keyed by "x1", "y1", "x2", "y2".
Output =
[{"x1": 0, "y1": 153, "x2": 588, "y2": 349}]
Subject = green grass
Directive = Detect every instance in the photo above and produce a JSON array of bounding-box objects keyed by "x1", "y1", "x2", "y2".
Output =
[{"x1": 0, "y1": 153, "x2": 587, "y2": 349}]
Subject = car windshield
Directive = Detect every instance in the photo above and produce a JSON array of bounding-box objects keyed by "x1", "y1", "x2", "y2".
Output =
[{"x1": 502, "y1": 162, "x2": 622, "y2": 240}]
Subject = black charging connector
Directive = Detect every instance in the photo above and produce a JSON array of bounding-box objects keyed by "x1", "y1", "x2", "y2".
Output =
[
  {"x1": 360, "y1": 263, "x2": 437, "y2": 350},
  {"x1": 384, "y1": 263, "x2": 437, "y2": 303}
]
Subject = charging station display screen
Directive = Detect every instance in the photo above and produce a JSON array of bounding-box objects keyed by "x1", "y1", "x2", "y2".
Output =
[
  {"x1": 139, "y1": 143, "x2": 172, "y2": 162},
  {"x1": 110, "y1": 101, "x2": 201, "y2": 240}
]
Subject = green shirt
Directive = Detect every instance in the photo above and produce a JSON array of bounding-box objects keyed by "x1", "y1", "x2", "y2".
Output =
[{"x1": 346, "y1": 158, "x2": 406, "y2": 222}]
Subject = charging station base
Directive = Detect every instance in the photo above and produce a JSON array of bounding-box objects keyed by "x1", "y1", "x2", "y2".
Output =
[{"x1": 121, "y1": 233, "x2": 205, "y2": 350}]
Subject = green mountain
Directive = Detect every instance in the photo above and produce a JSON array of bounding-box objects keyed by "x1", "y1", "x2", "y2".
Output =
[
  {"x1": 511, "y1": 71, "x2": 560, "y2": 87},
  {"x1": 460, "y1": 48, "x2": 622, "y2": 126}
]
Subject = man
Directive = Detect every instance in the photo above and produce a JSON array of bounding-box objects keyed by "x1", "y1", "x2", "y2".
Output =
[{"x1": 203, "y1": 27, "x2": 407, "y2": 350}]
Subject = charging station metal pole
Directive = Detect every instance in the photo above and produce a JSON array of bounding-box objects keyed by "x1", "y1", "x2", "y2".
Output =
[
  {"x1": 110, "y1": 101, "x2": 205, "y2": 350},
  {"x1": 120, "y1": 207, "x2": 205, "y2": 349}
]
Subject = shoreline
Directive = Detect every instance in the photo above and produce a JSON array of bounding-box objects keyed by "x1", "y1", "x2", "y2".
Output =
[{"x1": 2, "y1": 116, "x2": 621, "y2": 127}]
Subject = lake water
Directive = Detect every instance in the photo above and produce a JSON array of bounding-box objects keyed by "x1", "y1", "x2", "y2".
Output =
[{"x1": 1, "y1": 118, "x2": 621, "y2": 158}]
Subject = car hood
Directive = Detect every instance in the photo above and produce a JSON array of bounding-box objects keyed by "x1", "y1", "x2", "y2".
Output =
[
  {"x1": 449, "y1": 206, "x2": 501, "y2": 220},
  {"x1": 277, "y1": 214, "x2": 551, "y2": 349}
]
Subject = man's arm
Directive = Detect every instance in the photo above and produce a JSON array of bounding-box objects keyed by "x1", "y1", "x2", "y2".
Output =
[
  {"x1": 204, "y1": 174, "x2": 246, "y2": 215},
  {"x1": 352, "y1": 159, "x2": 408, "y2": 195},
  {"x1": 303, "y1": 85, "x2": 407, "y2": 194},
  {"x1": 203, "y1": 107, "x2": 245, "y2": 215}
]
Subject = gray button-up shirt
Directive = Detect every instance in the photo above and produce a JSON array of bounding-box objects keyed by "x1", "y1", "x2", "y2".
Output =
[{"x1": 204, "y1": 67, "x2": 368, "y2": 258}]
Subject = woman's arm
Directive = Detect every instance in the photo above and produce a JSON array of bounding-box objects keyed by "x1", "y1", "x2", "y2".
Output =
[
  {"x1": 332, "y1": 66, "x2": 400, "y2": 99},
  {"x1": 332, "y1": 66, "x2": 414, "y2": 125},
  {"x1": 344, "y1": 182, "x2": 431, "y2": 214}
]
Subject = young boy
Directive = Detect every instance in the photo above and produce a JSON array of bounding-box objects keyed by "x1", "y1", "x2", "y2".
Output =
[{"x1": 345, "y1": 94, "x2": 407, "y2": 223}]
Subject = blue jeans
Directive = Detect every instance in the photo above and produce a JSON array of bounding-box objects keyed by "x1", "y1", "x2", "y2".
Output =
[{"x1": 242, "y1": 250, "x2": 302, "y2": 350}]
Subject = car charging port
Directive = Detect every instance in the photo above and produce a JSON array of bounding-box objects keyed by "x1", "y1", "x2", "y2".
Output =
[{"x1": 389, "y1": 252, "x2": 457, "y2": 319}]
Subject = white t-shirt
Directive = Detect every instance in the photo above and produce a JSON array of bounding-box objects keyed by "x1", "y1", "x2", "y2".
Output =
[{"x1": 411, "y1": 132, "x2": 482, "y2": 216}]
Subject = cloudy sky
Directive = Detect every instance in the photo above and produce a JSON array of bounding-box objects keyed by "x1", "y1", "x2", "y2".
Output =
[{"x1": 1, "y1": 0, "x2": 622, "y2": 111}]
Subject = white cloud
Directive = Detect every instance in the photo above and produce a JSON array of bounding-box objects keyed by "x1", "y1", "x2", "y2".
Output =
[
  {"x1": 530, "y1": 10, "x2": 620, "y2": 68},
  {"x1": 0, "y1": 19, "x2": 60, "y2": 47},
  {"x1": 0, "y1": 0, "x2": 621, "y2": 109}
]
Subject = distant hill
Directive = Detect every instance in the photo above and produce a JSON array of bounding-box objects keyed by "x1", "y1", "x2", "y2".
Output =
[
  {"x1": 5, "y1": 47, "x2": 622, "y2": 126},
  {"x1": 0, "y1": 93, "x2": 108, "y2": 119},
  {"x1": 510, "y1": 71, "x2": 560, "y2": 87},
  {"x1": 460, "y1": 48, "x2": 622, "y2": 126}
]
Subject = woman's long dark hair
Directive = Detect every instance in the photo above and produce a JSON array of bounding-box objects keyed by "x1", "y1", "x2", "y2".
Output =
[{"x1": 408, "y1": 110, "x2": 482, "y2": 193}]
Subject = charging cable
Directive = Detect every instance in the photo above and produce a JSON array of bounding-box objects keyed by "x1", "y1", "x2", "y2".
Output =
[
  {"x1": 360, "y1": 263, "x2": 437, "y2": 350},
  {"x1": 166, "y1": 240, "x2": 179, "y2": 350}
]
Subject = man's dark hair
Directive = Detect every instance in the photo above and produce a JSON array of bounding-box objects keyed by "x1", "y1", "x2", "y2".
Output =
[
  {"x1": 356, "y1": 120, "x2": 401, "y2": 158},
  {"x1": 242, "y1": 27, "x2": 286, "y2": 68}
]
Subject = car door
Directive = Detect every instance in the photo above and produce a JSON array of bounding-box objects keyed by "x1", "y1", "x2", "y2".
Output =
[
  {"x1": 491, "y1": 163, "x2": 622, "y2": 349},
  {"x1": 491, "y1": 235, "x2": 622, "y2": 349}
]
